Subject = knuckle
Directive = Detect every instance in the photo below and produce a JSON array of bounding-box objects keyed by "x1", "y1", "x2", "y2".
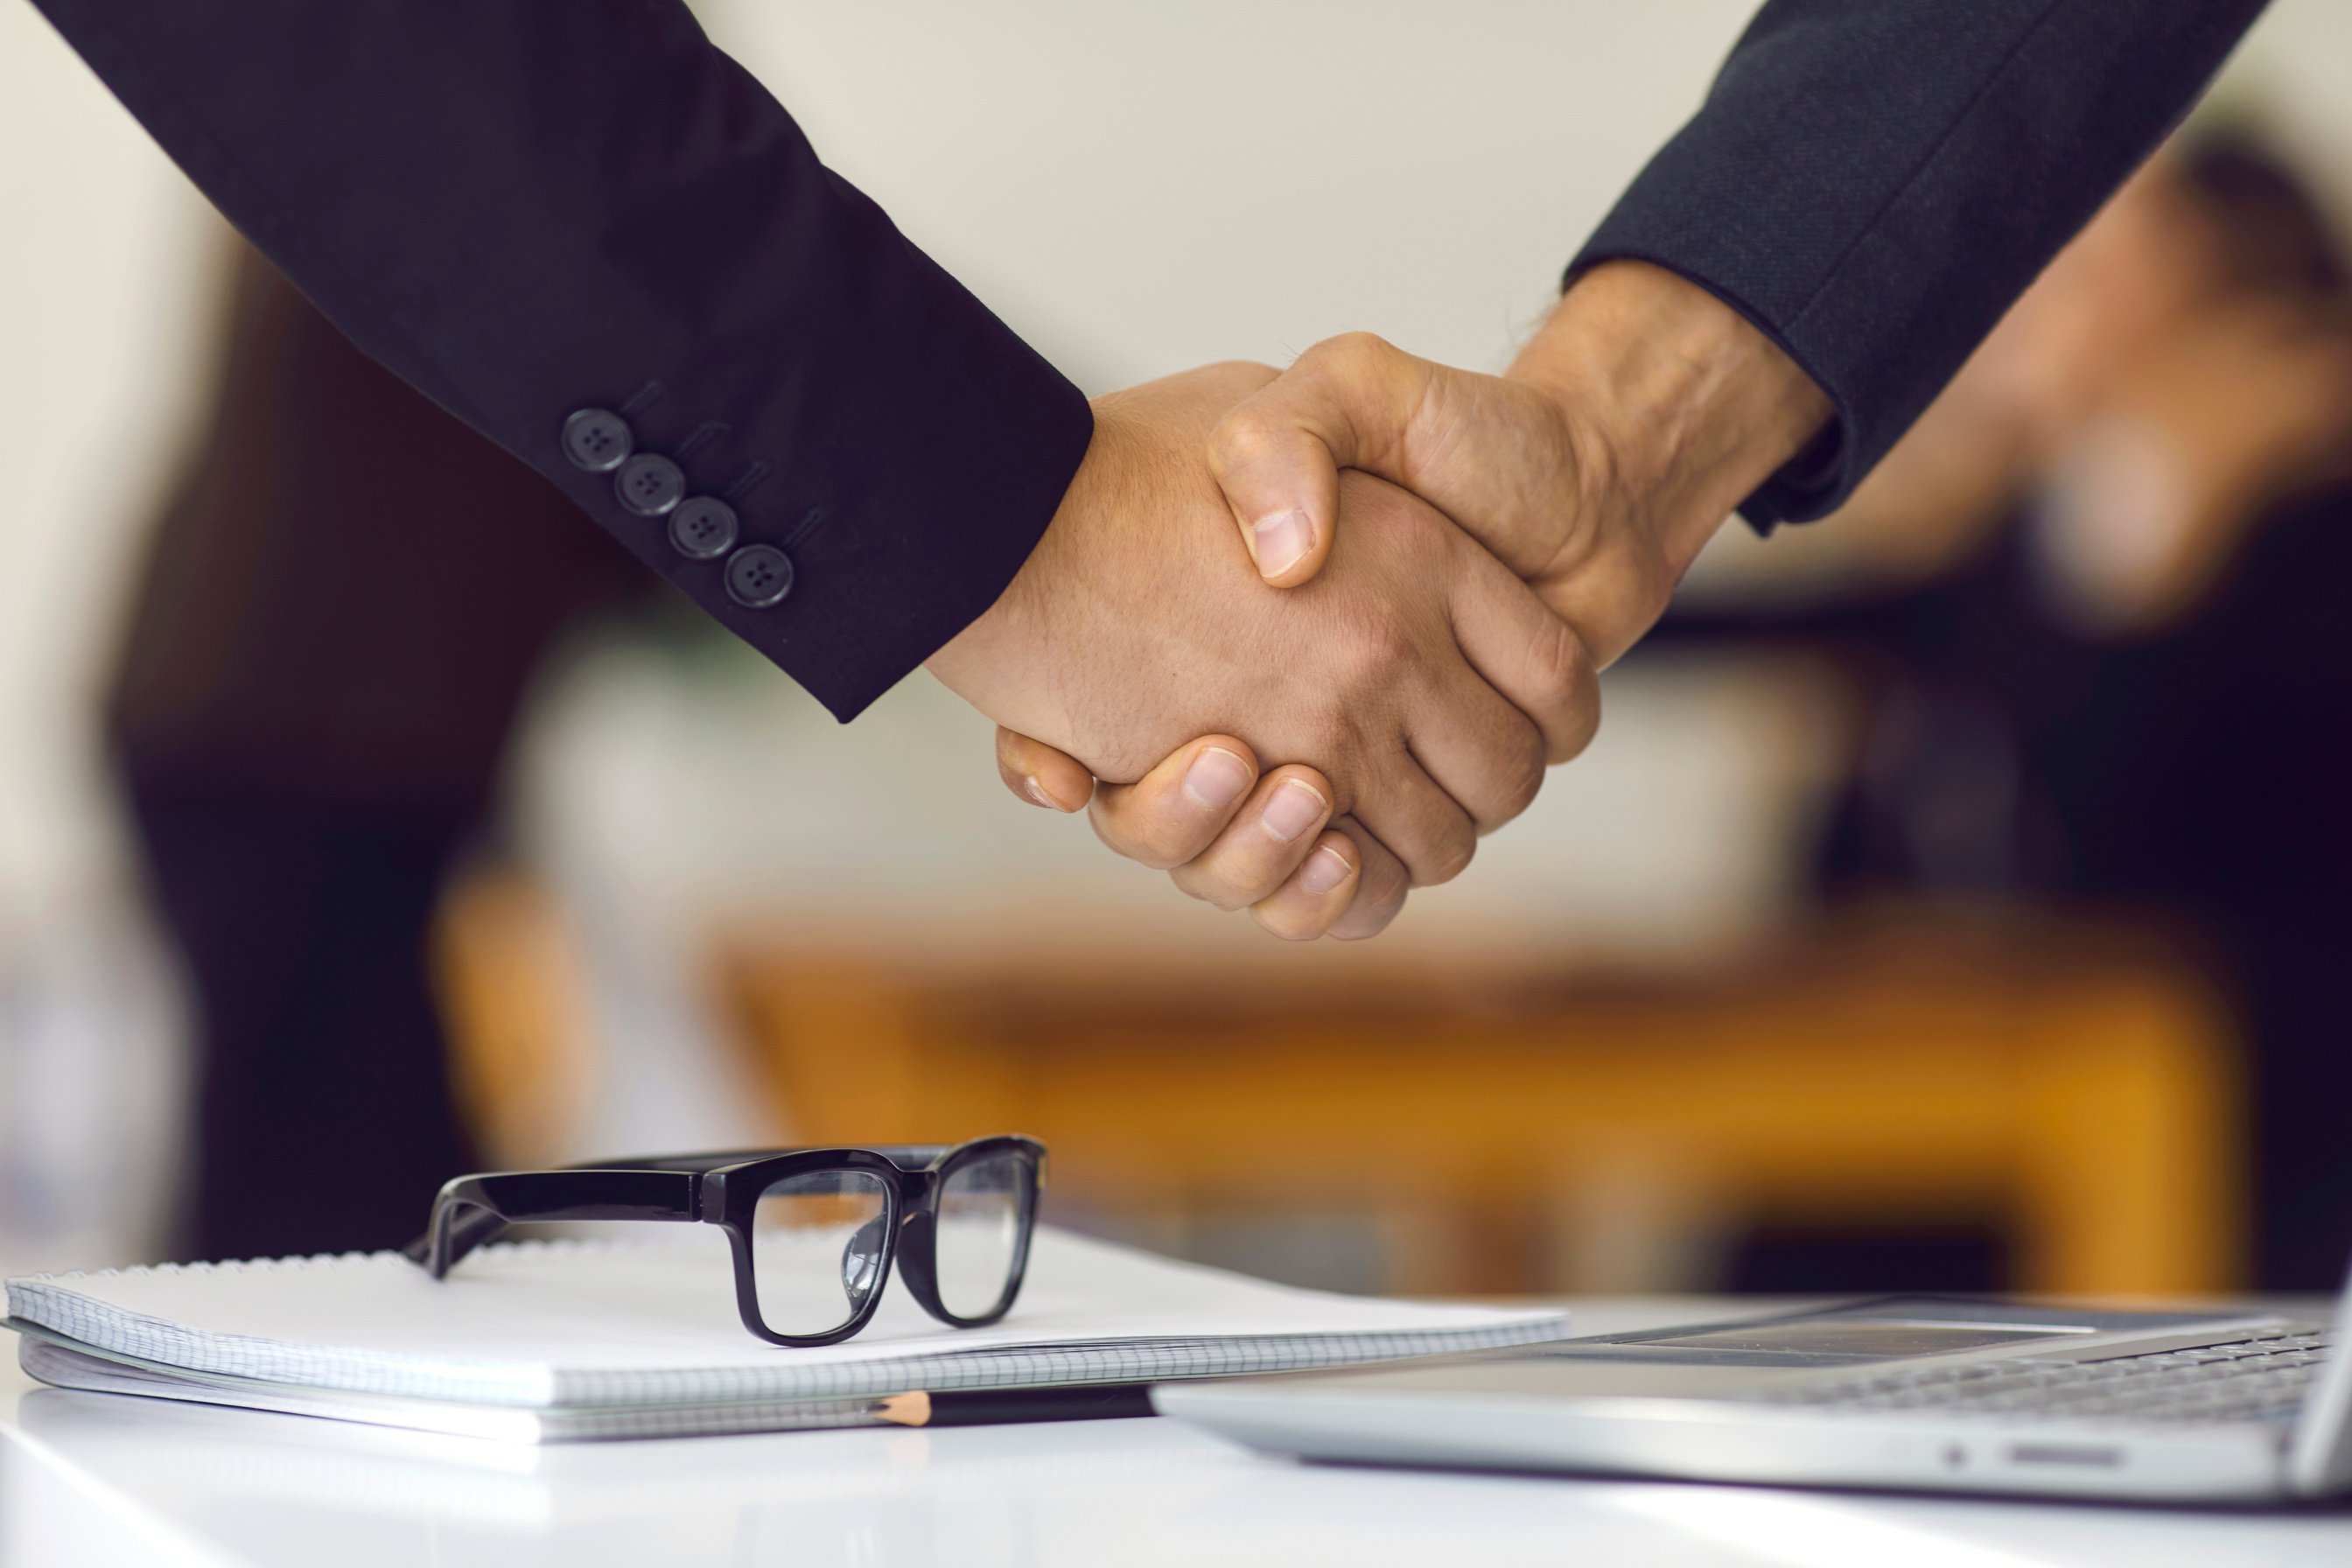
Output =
[
  {"x1": 1169, "y1": 860, "x2": 1257, "y2": 913},
  {"x1": 1333, "y1": 872, "x2": 1407, "y2": 940},
  {"x1": 1250, "y1": 903, "x2": 1326, "y2": 942},
  {"x1": 1531, "y1": 613, "x2": 1590, "y2": 710},
  {"x1": 1292, "y1": 713, "x2": 1370, "y2": 804},
  {"x1": 1138, "y1": 820, "x2": 1205, "y2": 870},
  {"x1": 1089, "y1": 802, "x2": 1177, "y2": 872},
  {"x1": 1312, "y1": 332, "x2": 1396, "y2": 381},
  {"x1": 1165, "y1": 864, "x2": 1222, "y2": 905},
  {"x1": 1337, "y1": 615, "x2": 1415, "y2": 689},
  {"x1": 1491, "y1": 736, "x2": 1547, "y2": 825},
  {"x1": 1415, "y1": 827, "x2": 1477, "y2": 888},
  {"x1": 1571, "y1": 690, "x2": 1605, "y2": 761},
  {"x1": 1152, "y1": 773, "x2": 1245, "y2": 861},
  {"x1": 1554, "y1": 673, "x2": 1604, "y2": 765},
  {"x1": 1210, "y1": 408, "x2": 1286, "y2": 479},
  {"x1": 1531, "y1": 618, "x2": 1600, "y2": 761}
]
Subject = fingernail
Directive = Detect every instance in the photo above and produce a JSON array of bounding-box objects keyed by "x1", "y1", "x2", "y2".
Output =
[
  {"x1": 1297, "y1": 845, "x2": 1353, "y2": 895},
  {"x1": 1252, "y1": 509, "x2": 1313, "y2": 578},
  {"x1": 1260, "y1": 779, "x2": 1329, "y2": 843},
  {"x1": 1181, "y1": 746, "x2": 1254, "y2": 809},
  {"x1": 1023, "y1": 774, "x2": 1068, "y2": 811}
]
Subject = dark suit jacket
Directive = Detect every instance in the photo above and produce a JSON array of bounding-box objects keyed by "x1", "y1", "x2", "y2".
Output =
[
  {"x1": 32, "y1": 1, "x2": 2264, "y2": 716},
  {"x1": 110, "y1": 246, "x2": 644, "y2": 809},
  {"x1": 1578, "y1": 0, "x2": 2268, "y2": 528}
]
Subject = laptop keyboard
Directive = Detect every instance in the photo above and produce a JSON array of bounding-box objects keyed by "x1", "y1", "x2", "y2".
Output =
[{"x1": 1749, "y1": 1327, "x2": 2333, "y2": 1427}]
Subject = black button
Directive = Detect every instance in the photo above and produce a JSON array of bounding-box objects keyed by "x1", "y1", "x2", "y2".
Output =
[
  {"x1": 724, "y1": 544, "x2": 794, "y2": 609},
  {"x1": 668, "y1": 497, "x2": 739, "y2": 560},
  {"x1": 561, "y1": 409, "x2": 633, "y2": 473},
  {"x1": 615, "y1": 453, "x2": 686, "y2": 516}
]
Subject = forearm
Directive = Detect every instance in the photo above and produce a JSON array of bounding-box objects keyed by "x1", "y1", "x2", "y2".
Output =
[
  {"x1": 1509, "y1": 261, "x2": 1830, "y2": 588},
  {"x1": 30, "y1": 0, "x2": 1090, "y2": 719}
]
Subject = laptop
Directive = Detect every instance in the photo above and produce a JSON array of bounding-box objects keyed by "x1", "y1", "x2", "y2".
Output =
[{"x1": 1153, "y1": 1274, "x2": 2352, "y2": 1503}]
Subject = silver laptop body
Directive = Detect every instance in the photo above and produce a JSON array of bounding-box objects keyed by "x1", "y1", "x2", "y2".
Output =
[{"x1": 1156, "y1": 1279, "x2": 2352, "y2": 1503}]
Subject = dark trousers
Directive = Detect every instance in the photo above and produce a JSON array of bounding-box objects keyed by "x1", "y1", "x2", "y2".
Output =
[{"x1": 126, "y1": 775, "x2": 480, "y2": 1259}]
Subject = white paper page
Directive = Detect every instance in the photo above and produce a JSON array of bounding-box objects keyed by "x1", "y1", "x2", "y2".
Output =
[{"x1": 8, "y1": 1228, "x2": 1568, "y2": 1405}]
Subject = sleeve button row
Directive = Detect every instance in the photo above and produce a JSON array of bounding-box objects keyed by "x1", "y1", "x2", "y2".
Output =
[
  {"x1": 724, "y1": 544, "x2": 794, "y2": 609},
  {"x1": 561, "y1": 409, "x2": 634, "y2": 473},
  {"x1": 615, "y1": 452, "x2": 686, "y2": 516},
  {"x1": 564, "y1": 407, "x2": 791, "y2": 611},
  {"x1": 668, "y1": 496, "x2": 739, "y2": 559}
]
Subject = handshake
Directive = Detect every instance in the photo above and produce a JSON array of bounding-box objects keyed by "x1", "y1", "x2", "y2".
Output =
[{"x1": 926, "y1": 261, "x2": 1831, "y2": 941}]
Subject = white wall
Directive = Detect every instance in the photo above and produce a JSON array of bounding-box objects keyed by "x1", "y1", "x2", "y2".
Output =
[
  {"x1": 712, "y1": 0, "x2": 1753, "y2": 395},
  {"x1": 5, "y1": 0, "x2": 2349, "y2": 1264},
  {"x1": 7, "y1": 1, "x2": 2351, "y2": 917},
  {"x1": 0, "y1": 8, "x2": 219, "y2": 909},
  {"x1": 6, "y1": 0, "x2": 2348, "y2": 917}
]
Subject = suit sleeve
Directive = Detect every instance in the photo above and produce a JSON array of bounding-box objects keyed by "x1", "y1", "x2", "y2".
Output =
[
  {"x1": 1572, "y1": 0, "x2": 2270, "y2": 528},
  {"x1": 29, "y1": 0, "x2": 1093, "y2": 720}
]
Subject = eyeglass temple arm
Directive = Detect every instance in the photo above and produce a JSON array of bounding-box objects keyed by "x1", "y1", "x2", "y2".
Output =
[
  {"x1": 402, "y1": 1169, "x2": 698, "y2": 1278},
  {"x1": 590, "y1": 1146, "x2": 959, "y2": 1173}
]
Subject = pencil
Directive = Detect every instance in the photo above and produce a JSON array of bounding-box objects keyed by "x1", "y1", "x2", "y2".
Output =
[{"x1": 874, "y1": 1384, "x2": 1156, "y2": 1427}]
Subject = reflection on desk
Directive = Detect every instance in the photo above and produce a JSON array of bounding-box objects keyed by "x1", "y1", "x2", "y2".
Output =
[{"x1": 7, "y1": 1301, "x2": 2351, "y2": 1568}]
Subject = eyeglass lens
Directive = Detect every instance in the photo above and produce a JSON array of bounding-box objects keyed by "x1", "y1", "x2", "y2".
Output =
[
  {"x1": 751, "y1": 1169, "x2": 891, "y2": 1337},
  {"x1": 934, "y1": 1151, "x2": 1032, "y2": 1320}
]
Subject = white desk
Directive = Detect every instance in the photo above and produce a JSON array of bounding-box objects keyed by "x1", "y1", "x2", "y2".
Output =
[{"x1": 6, "y1": 1298, "x2": 2348, "y2": 1568}]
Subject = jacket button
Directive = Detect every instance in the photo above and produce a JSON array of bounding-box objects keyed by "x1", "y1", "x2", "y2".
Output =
[
  {"x1": 615, "y1": 453, "x2": 686, "y2": 516},
  {"x1": 724, "y1": 544, "x2": 794, "y2": 609},
  {"x1": 561, "y1": 409, "x2": 633, "y2": 472},
  {"x1": 668, "y1": 497, "x2": 739, "y2": 560}
]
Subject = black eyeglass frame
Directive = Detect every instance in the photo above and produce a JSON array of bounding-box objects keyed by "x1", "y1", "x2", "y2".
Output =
[{"x1": 401, "y1": 1135, "x2": 1046, "y2": 1347}]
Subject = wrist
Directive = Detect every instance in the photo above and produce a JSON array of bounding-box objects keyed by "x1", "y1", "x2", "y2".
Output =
[{"x1": 1509, "y1": 260, "x2": 1830, "y2": 579}]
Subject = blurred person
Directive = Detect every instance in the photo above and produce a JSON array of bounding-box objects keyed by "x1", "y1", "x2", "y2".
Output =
[
  {"x1": 33, "y1": 0, "x2": 2262, "y2": 954},
  {"x1": 112, "y1": 248, "x2": 644, "y2": 1259},
  {"x1": 1623, "y1": 136, "x2": 2352, "y2": 1288},
  {"x1": 1782, "y1": 136, "x2": 2352, "y2": 1290}
]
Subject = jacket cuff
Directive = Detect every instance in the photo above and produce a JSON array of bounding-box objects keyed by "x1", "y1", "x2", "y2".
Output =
[{"x1": 1564, "y1": 247, "x2": 1850, "y2": 534}]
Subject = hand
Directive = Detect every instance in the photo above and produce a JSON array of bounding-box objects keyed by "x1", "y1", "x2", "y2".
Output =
[
  {"x1": 998, "y1": 725, "x2": 1410, "y2": 941},
  {"x1": 926, "y1": 362, "x2": 1594, "y2": 935},
  {"x1": 988, "y1": 265, "x2": 1828, "y2": 937},
  {"x1": 1213, "y1": 262, "x2": 1832, "y2": 657}
]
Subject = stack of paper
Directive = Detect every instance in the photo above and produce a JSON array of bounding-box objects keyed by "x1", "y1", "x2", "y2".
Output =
[{"x1": 5, "y1": 1228, "x2": 1570, "y2": 1441}]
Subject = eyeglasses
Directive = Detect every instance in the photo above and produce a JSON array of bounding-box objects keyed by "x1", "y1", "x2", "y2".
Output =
[{"x1": 402, "y1": 1137, "x2": 1046, "y2": 1346}]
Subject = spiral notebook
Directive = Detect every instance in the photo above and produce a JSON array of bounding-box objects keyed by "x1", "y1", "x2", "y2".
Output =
[{"x1": 4, "y1": 1227, "x2": 1571, "y2": 1441}]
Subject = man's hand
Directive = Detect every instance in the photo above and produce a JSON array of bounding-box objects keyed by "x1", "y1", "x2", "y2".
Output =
[
  {"x1": 926, "y1": 362, "x2": 1595, "y2": 937},
  {"x1": 988, "y1": 267, "x2": 1829, "y2": 937},
  {"x1": 1214, "y1": 262, "x2": 1832, "y2": 657},
  {"x1": 998, "y1": 725, "x2": 1406, "y2": 941}
]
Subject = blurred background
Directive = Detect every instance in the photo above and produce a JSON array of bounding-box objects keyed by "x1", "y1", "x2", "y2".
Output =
[{"x1": 5, "y1": 1, "x2": 2352, "y2": 1302}]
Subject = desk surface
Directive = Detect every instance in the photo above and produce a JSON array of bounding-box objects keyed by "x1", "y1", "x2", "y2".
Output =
[{"x1": 6, "y1": 1297, "x2": 2348, "y2": 1568}]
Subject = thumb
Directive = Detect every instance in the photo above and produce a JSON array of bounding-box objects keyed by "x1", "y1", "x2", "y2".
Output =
[
  {"x1": 995, "y1": 726, "x2": 1096, "y2": 813},
  {"x1": 1214, "y1": 332, "x2": 1592, "y2": 590},
  {"x1": 1209, "y1": 333, "x2": 1439, "y2": 587}
]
